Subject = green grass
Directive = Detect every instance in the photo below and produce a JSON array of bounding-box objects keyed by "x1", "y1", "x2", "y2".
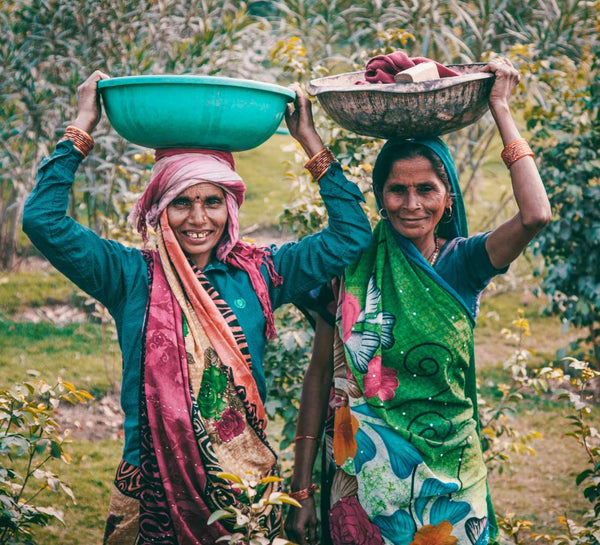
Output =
[
  {"x1": 0, "y1": 271, "x2": 79, "y2": 316},
  {"x1": 0, "y1": 321, "x2": 120, "y2": 398},
  {"x1": 31, "y1": 439, "x2": 122, "y2": 545}
]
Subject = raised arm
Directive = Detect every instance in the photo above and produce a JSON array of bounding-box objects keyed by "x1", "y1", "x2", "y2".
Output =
[
  {"x1": 285, "y1": 316, "x2": 334, "y2": 545},
  {"x1": 482, "y1": 58, "x2": 551, "y2": 269},
  {"x1": 268, "y1": 87, "x2": 372, "y2": 306},
  {"x1": 22, "y1": 71, "x2": 146, "y2": 311}
]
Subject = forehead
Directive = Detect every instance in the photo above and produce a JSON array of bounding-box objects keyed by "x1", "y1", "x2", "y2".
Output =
[
  {"x1": 176, "y1": 183, "x2": 225, "y2": 199},
  {"x1": 385, "y1": 156, "x2": 444, "y2": 186}
]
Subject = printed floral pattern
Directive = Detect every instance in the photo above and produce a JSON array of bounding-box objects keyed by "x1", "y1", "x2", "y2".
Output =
[
  {"x1": 341, "y1": 292, "x2": 361, "y2": 342},
  {"x1": 214, "y1": 407, "x2": 245, "y2": 442},
  {"x1": 343, "y1": 277, "x2": 396, "y2": 373},
  {"x1": 410, "y1": 520, "x2": 458, "y2": 545},
  {"x1": 333, "y1": 405, "x2": 359, "y2": 466},
  {"x1": 363, "y1": 355, "x2": 399, "y2": 401},
  {"x1": 197, "y1": 365, "x2": 228, "y2": 420},
  {"x1": 329, "y1": 496, "x2": 384, "y2": 545}
]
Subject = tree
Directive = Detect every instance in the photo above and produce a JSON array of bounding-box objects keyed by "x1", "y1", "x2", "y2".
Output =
[
  {"x1": 0, "y1": 0, "x2": 272, "y2": 269},
  {"x1": 524, "y1": 47, "x2": 600, "y2": 363}
]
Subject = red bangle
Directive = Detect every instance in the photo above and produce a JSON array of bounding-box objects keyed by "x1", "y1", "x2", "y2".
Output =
[
  {"x1": 304, "y1": 148, "x2": 337, "y2": 182},
  {"x1": 289, "y1": 483, "x2": 317, "y2": 501},
  {"x1": 500, "y1": 138, "x2": 534, "y2": 169},
  {"x1": 58, "y1": 125, "x2": 95, "y2": 158}
]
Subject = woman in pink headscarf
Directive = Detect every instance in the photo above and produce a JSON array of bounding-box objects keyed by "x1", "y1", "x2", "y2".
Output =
[{"x1": 22, "y1": 71, "x2": 372, "y2": 544}]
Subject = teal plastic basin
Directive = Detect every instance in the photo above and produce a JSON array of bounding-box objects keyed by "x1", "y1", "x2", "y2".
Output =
[{"x1": 98, "y1": 75, "x2": 296, "y2": 151}]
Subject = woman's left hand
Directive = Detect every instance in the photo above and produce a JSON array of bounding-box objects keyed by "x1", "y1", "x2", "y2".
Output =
[
  {"x1": 482, "y1": 57, "x2": 521, "y2": 112},
  {"x1": 285, "y1": 84, "x2": 325, "y2": 158},
  {"x1": 284, "y1": 496, "x2": 318, "y2": 545}
]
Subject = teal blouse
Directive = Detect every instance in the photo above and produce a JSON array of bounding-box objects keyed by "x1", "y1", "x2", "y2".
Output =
[{"x1": 22, "y1": 140, "x2": 371, "y2": 466}]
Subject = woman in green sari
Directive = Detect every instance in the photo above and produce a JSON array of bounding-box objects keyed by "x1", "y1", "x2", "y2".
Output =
[{"x1": 285, "y1": 57, "x2": 551, "y2": 545}]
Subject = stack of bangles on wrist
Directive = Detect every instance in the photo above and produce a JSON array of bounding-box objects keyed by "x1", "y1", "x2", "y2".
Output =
[
  {"x1": 58, "y1": 125, "x2": 95, "y2": 158},
  {"x1": 500, "y1": 138, "x2": 534, "y2": 169},
  {"x1": 290, "y1": 435, "x2": 319, "y2": 500},
  {"x1": 304, "y1": 148, "x2": 337, "y2": 182},
  {"x1": 289, "y1": 483, "x2": 318, "y2": 501}
]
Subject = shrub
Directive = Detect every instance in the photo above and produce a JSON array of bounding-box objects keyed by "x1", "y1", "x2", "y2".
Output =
[{"x1": 0, "y1": 373, "x2": 92, "y2": 544}]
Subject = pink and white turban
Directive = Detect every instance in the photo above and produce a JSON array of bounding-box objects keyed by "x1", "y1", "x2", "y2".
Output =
[
  {"x1": 130, "y1": 148, "x2": 282, "y2": 339},
  {"x1": 131, "y1": 148, "x2": 246, "y2": 260}
]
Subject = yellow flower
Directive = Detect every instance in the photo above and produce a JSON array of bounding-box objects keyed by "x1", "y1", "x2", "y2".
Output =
[{"x1": 410, "y1": 521, "x2": 458, "y2": 545}]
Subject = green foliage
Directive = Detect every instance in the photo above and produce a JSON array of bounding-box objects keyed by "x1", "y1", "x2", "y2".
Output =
[
  {"x1": 0, "y1": 374, "x2": 93, "y2": 544},
  {"x1": 477, "y1": 307, "x2": 600, "y2": 544},
  {"x1": 557, "y1": 359, "x2": 600, "y2": 519},
  {"x1": 477, "y1": 310, "x2": 554, "y2": 478},
  {"x1": 520, "y1": 45, "x2": 600, "y2": 363},
  {"x1": 526, "y1": 359, "x2": 600, "y2": 545},
  {"x1": 264, "y1": 307, "x2": 314, "y2": 451}
]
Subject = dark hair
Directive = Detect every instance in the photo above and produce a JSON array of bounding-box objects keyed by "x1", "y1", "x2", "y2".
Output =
[{"x1": 372, "y1": 141, "x2": 452, "y2": 199}]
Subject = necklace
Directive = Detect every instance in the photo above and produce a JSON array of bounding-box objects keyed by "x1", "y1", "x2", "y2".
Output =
[{"x1": 427, "y1": 235, "x2": 440, "y2": 266}]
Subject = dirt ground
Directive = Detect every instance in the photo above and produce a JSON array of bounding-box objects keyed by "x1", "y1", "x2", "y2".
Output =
[{"x1": 58, "y1": 392, "x2": 124, "y2": 441}]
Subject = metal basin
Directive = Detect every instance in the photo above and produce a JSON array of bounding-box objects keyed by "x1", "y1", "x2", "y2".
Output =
[{"x1": 306, "y1": 64, "x2": 494, "y2": 139}]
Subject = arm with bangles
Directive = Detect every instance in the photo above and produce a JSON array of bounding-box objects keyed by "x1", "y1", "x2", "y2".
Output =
[
  {"x1": 269, "y1": 87, "x2": 372, "y2": 306},
  {"x1": 481, "y1": 58, "x2": 551, "y2": 269},
  {"x1": 21, "y1": 70, "x2": 145, "y2": 310},
  {"x1": 285, "y1": 316, "x2": 335, "y2": 545}
]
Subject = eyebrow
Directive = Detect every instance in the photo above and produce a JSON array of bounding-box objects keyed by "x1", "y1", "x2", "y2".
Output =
[{"x1": 387, "y1": 181, "x2": 437, "y2": 187}]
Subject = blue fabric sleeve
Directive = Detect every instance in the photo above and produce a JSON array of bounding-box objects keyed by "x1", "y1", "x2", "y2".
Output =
[
  {"x1": 22, "y1": 140, "x2": 147, "y2": 312},
  {"x1": 267, "y1": 162, "x2": 371, "y2": 307},
  {"x1": 435, "y1": 232, "x2": 509, "y2": 316}
]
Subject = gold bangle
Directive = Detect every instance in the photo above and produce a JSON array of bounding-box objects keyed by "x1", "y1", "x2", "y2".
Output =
[
  {"x1": 500, "y1": 138, "x2": 534, "y2": 169},
  {"x1": 58, "y1": 125, "x2": 95, "y2": 158},
  {"x1": 289, "y1": 483, "x2": 317, "y2": 501},
  {"x1": 304, "y1": 148, "x2": 337, "y2": 182}
]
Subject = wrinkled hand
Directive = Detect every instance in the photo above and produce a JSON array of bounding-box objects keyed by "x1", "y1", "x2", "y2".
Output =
[
  {"x1": 284, "y1": 496, "x2": 318, "y2": 545},
  {"x1": 73, "y1": 70, "x2": 110, "y2": 134},
  {"x1": 482, "y1": 57, "x2": 521, "y2": 113},
  {"x1": 285, "y1": 84, "x2": 324, "y2": 158}
]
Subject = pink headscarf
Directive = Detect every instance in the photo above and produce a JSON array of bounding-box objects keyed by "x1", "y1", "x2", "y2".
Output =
[
  {"x1": 131, "y1": 148, "x2": 245, "y2": 260},
  {"x1": 130, "y1": 148, "x2": 282, "y2": 339}
]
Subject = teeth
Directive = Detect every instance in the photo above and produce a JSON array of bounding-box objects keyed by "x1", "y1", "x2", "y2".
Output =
[{"x1": 188, "y1": 232, "x2": 208, "y2": 239}]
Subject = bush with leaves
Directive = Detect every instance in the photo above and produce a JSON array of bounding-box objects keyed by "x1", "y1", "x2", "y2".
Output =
[
  {"x1": 517, "y1": 45, "x2": 600, "y2": 364},
  {"x1": 264, "y1": 306, "x2": 314, "y2": 453},
  {"x1": 477, "y1": 310, "x2": 545, "y2": 475},
  {"x1": 0, "y1": 374, "x2": 93, "y2": 544},
  {"x1": 523, "y1": 358, "x2": 600, "y2": 545}
]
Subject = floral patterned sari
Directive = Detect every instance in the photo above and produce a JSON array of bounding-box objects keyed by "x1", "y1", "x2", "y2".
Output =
[
  {"x1": 104, "y1": 216, "x2": 281, "y2": 544},
  {"x1": 323, "y1": 218, "x2": 497, "y2": 545}
]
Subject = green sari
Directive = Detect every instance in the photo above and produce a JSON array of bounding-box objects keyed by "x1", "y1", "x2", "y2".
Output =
[{"x1": 324, "y1": 138, "x2": 497, "y2": 545}]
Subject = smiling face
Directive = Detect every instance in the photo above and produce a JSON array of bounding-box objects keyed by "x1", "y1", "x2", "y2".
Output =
[
  {"x1": 166, "y1": 183, "x2": 228, "y2": 270},
  {"x1": 382, "y1": 156, "x2": 452, "y2": 251}
]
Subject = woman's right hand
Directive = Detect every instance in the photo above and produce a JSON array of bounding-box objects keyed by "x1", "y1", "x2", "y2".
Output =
[
  {"x1": 285, "y1": 84, "x2": 325, "y2": 159},
  {"x1": 284, "y1": 496, "x2": 318, "y2": 545},
  {"x1": 73, "y1": 70, "x2": 110, "y2": 135}
]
